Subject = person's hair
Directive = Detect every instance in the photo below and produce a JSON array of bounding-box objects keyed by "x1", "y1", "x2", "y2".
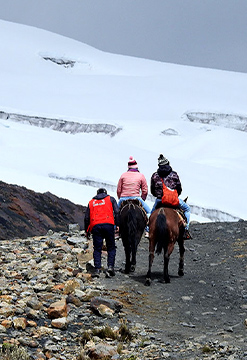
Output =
[{"x1": 97, "y1": 188, "x2": 107, "y2": 195}]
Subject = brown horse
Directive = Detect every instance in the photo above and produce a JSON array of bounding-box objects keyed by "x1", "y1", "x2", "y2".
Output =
[
  {"x1": 119, "y1": 199, "x2": 148, "y2": 274},
  {"x1": 145, "y1": 205, "x2": 185, "y2": 285}
]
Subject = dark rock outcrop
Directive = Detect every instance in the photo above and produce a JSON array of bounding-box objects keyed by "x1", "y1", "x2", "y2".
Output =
[{"x1": 0, "y1": 181, "x2": 86, "y2": 240}]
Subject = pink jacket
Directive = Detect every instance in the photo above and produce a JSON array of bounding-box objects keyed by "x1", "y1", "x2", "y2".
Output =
[{"x1": 117, "y1": 170, "x2": 148, "y2": 200}]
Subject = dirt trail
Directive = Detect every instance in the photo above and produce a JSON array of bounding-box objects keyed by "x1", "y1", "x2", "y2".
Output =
[{"x1": 100, "y1": 221, "x2": 247, "y2": 350}]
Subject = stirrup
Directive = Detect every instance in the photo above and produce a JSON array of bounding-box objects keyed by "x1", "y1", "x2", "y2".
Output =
[{"x1": 183, "y1": 229, "x2": 192, "y2": 240}]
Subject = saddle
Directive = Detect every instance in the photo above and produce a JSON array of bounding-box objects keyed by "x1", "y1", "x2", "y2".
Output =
[
  {"x1": 120, "y1": 199, "x2": 148, "y2": 223},
  {"x1": 120, "y1": 199, "x2": 143, "y2": 209},
  {"x1": 156, "y1": 201, "x2": 177, "y2": 210},
  {"x1": 176, "y1": 209, "x2": 187, "y2": 227},
  {"x1": 155, "y1": 201, "x2": 187, "y2": 227}
]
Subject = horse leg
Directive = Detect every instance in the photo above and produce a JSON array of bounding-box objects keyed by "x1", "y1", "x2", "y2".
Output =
[
  {"x1": 145, "y1": 239, "x2": 155, "y2": 286},
  {"x1": 130, "y1": 242, "x2": 137, "y2": 272},
  {"x1": 124, "y1": 246, "x2": 131, "y2": 274},
  {"x1": 130, "y1": 229, "x2": 143, "y2": 272},
  {"x1": 130, "y1": 260, "x2": 136, "y2": 272},
  {"x1": 163, "y1": 242, "x2": 175, "y2": 283},
  {"x1": 178, "y1": 238, "x2": 185, "y2": 277},
  {"x1": 145, "y1": 252, "x2": 154, "y2": 286},
  {"x1": 163, "y1": 250, "x2": 170, "y2": 283},
  {"x1": 122, "y1": 238, "x2": 131, "y2": 274}
]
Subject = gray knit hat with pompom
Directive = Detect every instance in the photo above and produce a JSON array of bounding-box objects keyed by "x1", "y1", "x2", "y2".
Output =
[{"x1": 158, "y1": 154, "x2": 169, "y2": 166}]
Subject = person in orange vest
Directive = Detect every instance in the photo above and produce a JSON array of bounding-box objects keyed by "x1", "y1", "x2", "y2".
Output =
[{"x1": 84, "y1": 188, "x2": 119, "y2": 278}]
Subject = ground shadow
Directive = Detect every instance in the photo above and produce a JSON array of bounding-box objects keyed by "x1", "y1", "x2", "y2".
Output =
[{"x1": 128, "y1": 271, "x2": 180, "y2": 285}]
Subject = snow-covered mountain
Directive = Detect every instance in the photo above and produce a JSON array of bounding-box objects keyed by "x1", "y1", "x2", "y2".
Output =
[{"x1": 1, "y1": 19, "x2": 247, "y2": 222}]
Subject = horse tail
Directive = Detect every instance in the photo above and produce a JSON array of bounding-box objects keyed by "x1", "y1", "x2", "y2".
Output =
[
  {"x1": 128, "y1": 205, "x2": 137, "y2": 250},
  {"x1": 155, "y1": 210, "x2": 168, "y2": 255}
]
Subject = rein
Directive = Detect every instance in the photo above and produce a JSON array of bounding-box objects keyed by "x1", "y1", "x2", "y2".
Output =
[{"x1": 120, "y1": 201, "x2": 148, "y2": 223}]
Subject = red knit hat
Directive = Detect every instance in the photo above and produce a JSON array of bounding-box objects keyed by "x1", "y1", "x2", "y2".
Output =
[{"x1": 128, "y1": 156, "x2": 138, "y2": 169}]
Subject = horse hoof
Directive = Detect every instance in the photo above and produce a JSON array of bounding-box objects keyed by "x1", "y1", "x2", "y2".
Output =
[
  {"x1": 178, "y1": 269, "x2": 184, "y2": 277},
  {"x1": 145, "y1": 278, "x2": 151, "y2": 286},
  {"x1": 130, "y1": 265, "x2": 135, "y2": 272}
]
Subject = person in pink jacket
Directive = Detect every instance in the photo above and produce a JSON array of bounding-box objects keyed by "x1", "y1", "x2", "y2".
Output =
[{"x1": 117, "y1": 156, "x2": 151, "y2": 217}]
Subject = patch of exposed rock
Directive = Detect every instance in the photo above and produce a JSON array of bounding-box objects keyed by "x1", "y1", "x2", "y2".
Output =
[
  {"x1": 0, "y1": 181, "x2": 86, "y2": 240},
  {"x1": 0, "y1": 110, "x2": 122, "y2": 136},
  {"x1": 183, "y1": 111, "x2": 247, "y2": 132}
]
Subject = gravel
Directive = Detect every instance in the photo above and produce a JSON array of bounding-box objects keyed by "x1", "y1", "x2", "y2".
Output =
[{"x1": 99, "y1": 220, "x2": 247, "y2": 358}]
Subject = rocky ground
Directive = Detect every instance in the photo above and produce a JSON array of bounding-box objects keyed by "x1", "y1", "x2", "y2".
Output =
[{"x1": 0, "y1": 220, "x2": 247, "y2": 359}]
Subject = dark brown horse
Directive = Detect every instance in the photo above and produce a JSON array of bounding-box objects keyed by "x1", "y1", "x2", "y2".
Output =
[
  {"x1": 145, "y1": 205, "x2": 185, "y2": 285},
  {"x1": 119, "y1": 199, "x2": 148, "y2": 273}
]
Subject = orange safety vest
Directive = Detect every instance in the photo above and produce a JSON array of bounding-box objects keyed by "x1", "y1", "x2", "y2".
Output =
[{"x1": 88, "y1": 195, "x2": 115, "y2": 231}]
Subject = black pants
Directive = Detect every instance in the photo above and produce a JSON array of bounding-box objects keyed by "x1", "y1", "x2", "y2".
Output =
[{"x1": 92, "y1": 223, "x2": 116, "y2": 270}]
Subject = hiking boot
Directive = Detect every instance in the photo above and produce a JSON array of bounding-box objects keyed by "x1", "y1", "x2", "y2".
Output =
[
  {"x1": 92, "y1": 269, "x2": 101, "y2": 278},
  {"x1": 183, "y1": 229, "x2": 192, "y2": 240},
  {"x1": 105, "y1": 266, "x2": 115, "y2": 278}
]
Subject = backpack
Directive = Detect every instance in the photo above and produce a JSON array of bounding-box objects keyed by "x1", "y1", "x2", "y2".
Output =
[{"x1": 161, "y1": 179, "x2": 179, "y2": 207}]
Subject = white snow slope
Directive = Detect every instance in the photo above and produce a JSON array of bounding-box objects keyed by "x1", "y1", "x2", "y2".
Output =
[{"x1": 1, "y1": 20, "x2": 247, "y2": 223}]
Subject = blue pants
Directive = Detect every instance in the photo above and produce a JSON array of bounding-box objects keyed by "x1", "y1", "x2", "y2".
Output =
[
  {"x1": 92, "y1": 224, "x2": 116, "y2": 270},
  {"x1": 151, "y1": 198, "x2": 191, "y2": 229},
  {"x1": 179, "y1": 198, "x2": 190, "y2": 229}
]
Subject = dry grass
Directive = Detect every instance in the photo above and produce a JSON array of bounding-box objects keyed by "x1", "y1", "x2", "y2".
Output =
[{"x1": 0, "y1": 344, "x2": 29, "y2": 360}]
